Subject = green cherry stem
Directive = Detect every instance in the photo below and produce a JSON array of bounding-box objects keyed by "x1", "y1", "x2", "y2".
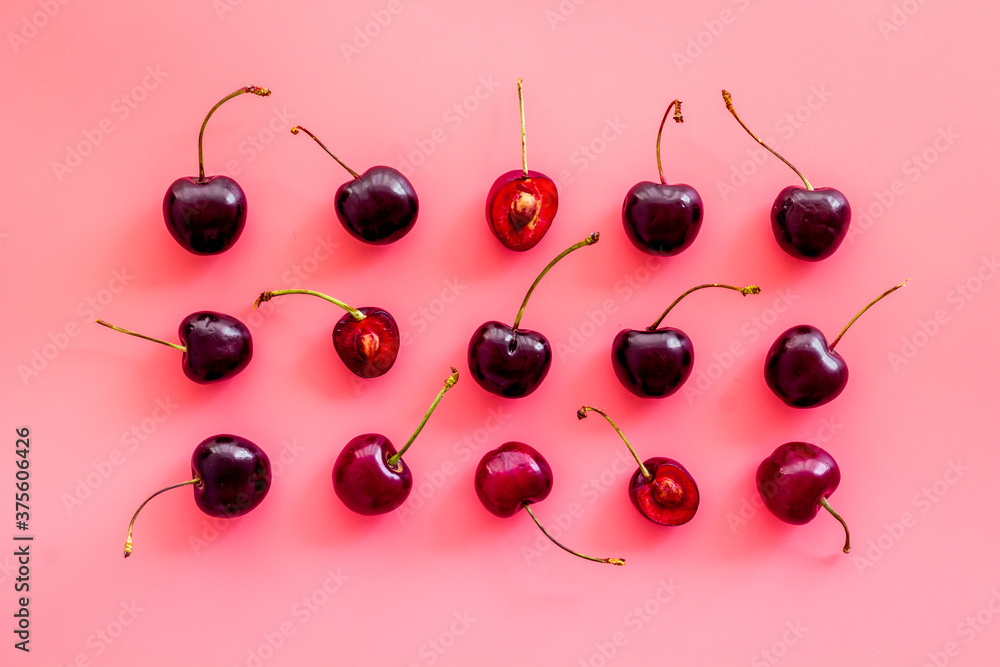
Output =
[
  {"x1": 124, "y1": 477, "x2": 202, "y2": 558},
  {"x1": 512, "y1": 232, "x2": 600, "y2": 331},
  {"x1": 577, "y1": 406, "x2": 650, "y2": 480},
  {"x1": 648, "y1": 283, "x2": 761, "y2": 332},
  {"x1": 387, "y1": 367, "x2": 460, "y2": 468},
  {"x1": 198, "y1": 85, "x2": 271, "y2": 181},
  {"x1": 655, "y1": 99, "x2": 684, "y2": 185},
  {"x1": 722, "y1": 90, "x2": 812, "y2": 191},
  {"x1": 255, "y1": 289, "x2": 366, "y2": 322},
  {"x1": 95, "y1": 319, "x2": 186, "y2": 352},
  {"x1": 819, "y1": 497, "x2": 851, "y2": 554},
  {"x1": 517, "y1": 78, "x2": 528, "y2": 178},
  {"x1": 829, "y1": 279, "x2": 909, "y2": 350},
  {"x1": 290, "y1": 125, "x2": 360, "y2": 179},
  {"x1": 523, "y1": 504, "x2": 625, "y2": 566}
]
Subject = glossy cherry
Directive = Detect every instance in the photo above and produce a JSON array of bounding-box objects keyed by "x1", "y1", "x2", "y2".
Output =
[
  {"x1": 124, "y1": 434, "x2": 271, "y2": 557},
  {"x1": 255, "y1": 289, "x2": 399, "y2": 379},
  {"x1": 612, "y1": 283, "x2": 760, "y2": 398},
  {"x1": 333, "y1": 368, "x2": 459, "y2": 515},
  {"x1": 163, "y1": 86, "x2": 271, "y2": 255},
  {"x1": 722, "y1": 90, "x2": 851, "y2": 261},
  {"x1": 622, "y1": 100, "x2": 703, "y2": 256},
  {"x1": 469, "y1": 232, "x2": 599, "y2": 397},
  {"x1": 756, "y1": 441, "x2": 850, "y2": 554},
  {"x1": 765, "y1": 280, "x2": 907, "y2": 408},
  {"x1": 291, "y1": 126, "x2": 417, "y2": 245},
  {"x1": 475, "y1": 441, "x2": 624, "y2": 566},
  {"x1": 95, "y1": 311, "x2": 253, "y2": 384},
  {"x1": 485, "y1": 79, "x2": 558, "y2": 251}
]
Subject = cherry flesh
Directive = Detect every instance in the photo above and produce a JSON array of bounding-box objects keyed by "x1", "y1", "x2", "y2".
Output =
[
  {"x1": 622, "y1": 100, "x2": 703, "y2": 256},
  {"x1": 756, "y1": 441, "x2": 850, "y2": 553},
  {"x1": 486, "y1": 79, "x2": 557, "y2": 251},
  {"x1": 468, "y1": 233, "x2": 599, "y2": 398},
  {"x1": 124, "y1": 434, "x2": 271, "y2": 557},
  {"x1": 255, "y1": 290, "x2": 399, "y2": 379},
  {"x1": 164, "y1": 86, "x2": 271, "y2": 255},
  {"x1": 291, "y1": 126, "x2": 418, "y2": 245},
  {"x1": 333, "y1": 368, "x2": 459, "y2": 515},
  {"x1": 95, "y1": 311, "x2": 253, "y2": 384}
]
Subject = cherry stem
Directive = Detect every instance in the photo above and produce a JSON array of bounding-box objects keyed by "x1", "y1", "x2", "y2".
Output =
[
  {"x1": 198, "y1": 85, "x2": 271, "y2": 182},
  {"x1": 655, "y1": 99, "x2": 683, "y2": 185},
  {"x1": 517, "y1": 78, "x2": 528, "y2": 178},
  {"x1": 577, "y1": 407, "x2": 650, "y2": 480},
  {"x1": 512, "y1": 232, "x2": 600, "y2": 331},
  {"x1": 829, "y1": 279, "x2": 909, "y2": 350},
  {"x1": 290, "y1": 126, "x2": 360, "y2": 179},
  {"x1": 648, "y1": 283, "x2": 761, "y2": 331},
  {"x1": 387, "y1": 368, "x2": 460, "y2": 467},
  {"x1": 523, "y1": 504, "x2": 625, "y2": 566},
  {"x1": 819, "y1": 497, "x2": 851, "y2": 554},
  {"x1": 721, "y1": 90, "x2": 812, "y2": 190},
  {"x1": 124, "y1": 477, "x2": 202, "y2": 558},
  {"x1": 255, "y1": 289, "x2": 366, "y2": 322},
  {"x1": 95, "y1": 319, "x2": 186, "y2": 352}
]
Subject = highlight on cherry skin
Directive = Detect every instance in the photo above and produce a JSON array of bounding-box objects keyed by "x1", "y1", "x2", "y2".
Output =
[
  {"x1": 474, "y1": 441, "x2": 625, "y2": 566},
  {"x1": 756, "y1": 441, "x2": 850, "y2": 554},
  {"x1": 333, "y1": 368, "x2": 459, "y2": 515},
  {"x1": 468, "y1": 232, "x2": 600, "y2": 398},
  {"x1": 485, "y1": 78, "x2": 558, "y2": 252},
  {"x1": 764, "y1": 279, "x2": 908, "y2": 408},
  {"x1": 95, "y1": 311, "x2": 253, "y2": 384},
  {"x1": 722, "y1": 89, "x2": 851, "y2": 261},
  {"x1": 612, "y1": 283, "x2": 761, "y2": 398},
  {"x1": 578, "y1": 406, "x2": 699, "y2": 526},
  {"x1": 163, "y1": 85, "x2": 271, "y2": 255},
  {"x1": 124, "y1": 434, "x2": 271, "y2": 558},
  {"x1": 254, "y1": 289, "x2": 399, "y2": 379},
  {"x1": 290, "y1": 125, "x2": 418, "y2": 245},
  {"x1": 622, "y1": 99, "x2": 703, "y2": 256}
]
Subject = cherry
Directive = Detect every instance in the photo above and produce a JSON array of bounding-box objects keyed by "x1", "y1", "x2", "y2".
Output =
[
  {"x1": 485, "y1": 79, "x2": 558, "y2": 251},
  {"x1": 578, "y1": 407, "x2": 699, "y2": 526},
  {"x1": 765, "y1": 280, "x2": 907, "y2": 407},
  {"x1": 255, "y1": 289, "x2": 399, "y2": 379},
  {"x1": 612, "y1": 283, "x2": 760, "y2": 398},
  {"x1": 756, "y1": 441, "x2": 850, "y2": 554},
  {"x1": 124, "y1": 434, "x2": 271, "y2": 558},
  {"x1": 95, "y1": 311, "x2": 252, "y2": 384},
  {"x1": 622, "y1": 99, "x2": 703, "y2": 256},
  {"x1": 468, "y1": 232, "x2": 600, "y2": 397},
  {"x1": 475, "y1": 441, "x2": 624, "y2": 566},
  {"x1": 333, "y1": 368, "x2": 459, "y2": 515},
  {"x1": 290, "y1": 126, "x2": 418, "y2": 245},
  {"x1": 722, "y1": 90, "x2": 851, "y2": 261},
  {"x1": 163, "y1": 85, "x2": 271, "y2": 255}
]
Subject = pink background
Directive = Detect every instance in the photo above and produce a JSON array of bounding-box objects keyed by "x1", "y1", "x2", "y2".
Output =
[{"x1": 3, "y1": 1, "x2": 999, "y2": 665}]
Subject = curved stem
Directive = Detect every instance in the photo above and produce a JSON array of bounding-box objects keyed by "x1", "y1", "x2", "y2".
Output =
[
  {"x1": 124, "y1": 478, "x2": 202, "y2": 558},
  {"x1": 655, "y1": 99, "x2": 683, "y2": 185},
  {"x1": 517, "y1": 78, "x2": 528, "y2": 178},
  {"x1": 95, "y1": 319, "x2": 186, "y2": 352},
  {"x1": 387, "y1": 368, "x2": 460, "y2": 467},
  {"x1": 819, "y1": 497, "x2": 851, "y2": 554},
  {"x1": 577, "y1": 407, "x2": 650, "y2": 480},
  {"x1": 648, "y1": 283, "x2": 761, "y2": 331},
  {"x1": 255, "y1": 289, "x2": 366, "y2": 322},
  {"x1": 512, "y1": 232, "x2": 600, "y2": 330},
  {"x1": 523, "y1": 504, "x2": 624, "y2": 566},
  {"x1": 721, "y1": 90, "x2": 812, "y2": 190},
  {"x1": 290, "y1": 126, "x2": 360, "y2": 179},
  {"x1": 829, "y1": 279, "x2": 909, "y2": 350},
  {"x1": 198, "y1": 85, "x2": 271, "y2": 181}
]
